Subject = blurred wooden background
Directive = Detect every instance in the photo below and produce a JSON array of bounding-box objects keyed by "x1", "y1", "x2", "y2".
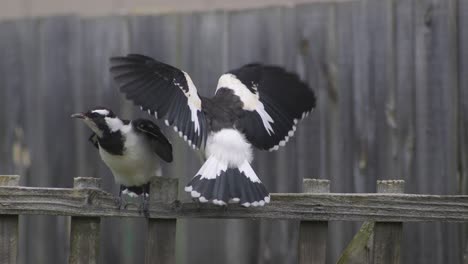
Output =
[{"x1": 0, "y1": 0, "x2": 467, "y2": 263}]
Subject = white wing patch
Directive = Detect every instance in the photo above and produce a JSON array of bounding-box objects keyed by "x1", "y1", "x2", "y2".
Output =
[
  {"x1": 216, "y1": 74, "x2": 275, "y2": 135},
  {"x1": 172, "y1": 72, "x2": 202, "y2": 136}
]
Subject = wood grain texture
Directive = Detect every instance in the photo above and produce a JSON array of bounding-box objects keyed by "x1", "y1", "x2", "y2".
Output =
[
  {"x1": 459, "y1": 0, "x2": 468, "y2": 261},
  {"x1": 372, "y1": 180, "x2": 404, "y2": 264},
  {"x1": 299, "y1": 179, "x2": 330, "y2": 264},
  {"x1": 69, "y1": 217, "x2": 100, "y2": 264},
  {"x1": 176, "y1": 11, "x2": 233, "y2": 264},
  {"x1": 338, "y1": 181, "x2": 405, "y2": 264},
  {"x1": 413, "y1": 0, "x2": 460, "y2": 262},
  {"x1": 145, "y1": 177, "x2": 178, "y2": 264},
  {"x1": 0, "y1": 176, "x2": 19, "y2": 264},
  {"x1": 0, "y1": 186, "x2": 464, "y2": 222},
  {"x1": 69, "y1": 178, "x2": 101, "y2": 264},
  {"x1": 337, "y1": 221, "x2": 374, "y2": 264}
]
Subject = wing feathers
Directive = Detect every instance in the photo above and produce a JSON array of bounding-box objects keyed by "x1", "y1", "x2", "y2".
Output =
[
  {"x1": 217, "y1": 64, "x2": 315, "y2": 151},
  {"x1": 110, "y1": 54, "x2": 207, "y2": 149}
]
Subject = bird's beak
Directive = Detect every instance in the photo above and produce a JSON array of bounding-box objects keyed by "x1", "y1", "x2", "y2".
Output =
[{"x1": 71, "y1": 113, "x2": 86, "y2": 119}]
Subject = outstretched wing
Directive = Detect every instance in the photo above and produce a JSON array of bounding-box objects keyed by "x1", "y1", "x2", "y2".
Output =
[
  {"x1": 109, "y1": 54, "x2": 207, "y2": 149},
  {"x1": 216, "y1": 64, "x2": 316, "y2": 151},
  {"x1": 133, "y1": 118, "x2": 173, "y2": 163}
]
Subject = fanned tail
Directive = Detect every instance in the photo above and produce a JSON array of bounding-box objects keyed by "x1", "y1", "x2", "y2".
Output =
[{"x1": 184, "y1": 156, "x2": 270, "y2": 207}]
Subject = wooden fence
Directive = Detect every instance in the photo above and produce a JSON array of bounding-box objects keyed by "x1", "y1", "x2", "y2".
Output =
[
  {"x1": 1, "y1": 0, "x2": 467, "y2": 262},
  {"x1": 0, "y1": 175, "x2": 466, "y2": 264}
]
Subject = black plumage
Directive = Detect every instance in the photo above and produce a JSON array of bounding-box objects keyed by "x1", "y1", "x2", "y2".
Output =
[
  {"x1": 109, "y1": 54, "x2": 316, "y2": 207},
  {"x1": 72, "y1": 107, "x2": 173, "y2": 214}
]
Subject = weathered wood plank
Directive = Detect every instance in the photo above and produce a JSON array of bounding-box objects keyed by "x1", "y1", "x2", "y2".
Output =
[
  {"x1": 459, "y1": 0, "x2": 468, "y2": 261},
  {"x1": 337, "y1": 221, "x2": 374, "y2": 264},
  {"x1": 0, "y1": 176, "x2": 19, "y2": 264},
  {"x1": 69, "y1": 178, "x2": 101, "y2": 264},
  {"x1": 366, "y1": 0, "x2": 397, "y2": 182},
  {"x1": 299, "y1": 179, "x2": 330, "y2": 264},
  {"x1": 372, "y1": 180, "x2": 404, "y2": 264},
  {"x1": 177, "y1": 11, "x2": 231, "y2": 264},
  {"x1": 413, "y1": 0, "x2": 460, "y2": 262},
  {"x1": 145, "y1": 177, "x2": 178, "y2": 264},
  {"x1": 0, "y1": 185, "x2": 465, "y2": 222},
  {"x1": 338, "y1": 180, "x2": 404, "y2": 264}
]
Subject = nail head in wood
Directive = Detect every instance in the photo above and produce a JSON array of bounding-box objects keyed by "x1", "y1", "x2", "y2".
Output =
[
  {"x1": 0, "y1": 175, "x2": 20, "y2": 186},
  {"x1": 303, "y1": 178, "x2": 330, "y2": 193},
  {"x1": 73, "y1": 177, "x2": 102, "y2": 189}
]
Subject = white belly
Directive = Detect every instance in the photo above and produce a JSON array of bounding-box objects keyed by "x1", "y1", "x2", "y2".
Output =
[
  {"x1": 99, "y1": 131, "x2": 158, "y2": 186},
  {"x1": 205, "y1": 128, "x2": 253, "y2": 167}
]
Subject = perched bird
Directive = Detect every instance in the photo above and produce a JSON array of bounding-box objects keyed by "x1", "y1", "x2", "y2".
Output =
[
  {"x1": 71, "y1": 107, "x2": 173, "y2": 213},
  {"x1": 109, "y1": 54, "x2": 316, "y2": 207}
]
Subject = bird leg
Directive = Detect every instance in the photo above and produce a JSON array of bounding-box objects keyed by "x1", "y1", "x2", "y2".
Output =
[
  {"x1": 116, "y1": 185, "x2": 126, "y2": 209},
  {"x1": 138, "y1": 183, "x2": 150, "y2": 217}
]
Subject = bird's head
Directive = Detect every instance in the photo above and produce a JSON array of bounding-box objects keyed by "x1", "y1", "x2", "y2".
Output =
[{"x1": 71, "y1": 107, "x2": 123, "y2": 137}]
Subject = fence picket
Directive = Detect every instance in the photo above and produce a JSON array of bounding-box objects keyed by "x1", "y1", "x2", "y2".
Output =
[
  {"x1": 372, "y1": 180, "x2": 404, "y2": 264},
  {"x1": 0, "y1": 175, "x2": 19, "y2": 264},
  {"x1": 145, "y1": 177, "x2": 178, "y2": 264},
  {"x1": 69, "y1": 177, "x2": 101, "y2": 264},
  {"x1": 299, "y1": 179, "x2": 330, "y2": 264}
]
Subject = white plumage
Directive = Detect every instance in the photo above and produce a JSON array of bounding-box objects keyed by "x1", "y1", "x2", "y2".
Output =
[
  {"x1": 205, "y1": 129, "x2": 253, "y2": 167},
  {"x1": 99, "y1": 122, "x2": 158, "y2": 187}
]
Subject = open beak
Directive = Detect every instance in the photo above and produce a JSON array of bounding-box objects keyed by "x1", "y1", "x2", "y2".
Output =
[{"x1": 71, "y1": 113, "x2": 86, "y2": 119}]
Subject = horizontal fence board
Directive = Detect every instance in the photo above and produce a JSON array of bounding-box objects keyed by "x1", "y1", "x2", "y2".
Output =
[{"x1": 0, "y1": 187, "x2": 467, "y2": 222}]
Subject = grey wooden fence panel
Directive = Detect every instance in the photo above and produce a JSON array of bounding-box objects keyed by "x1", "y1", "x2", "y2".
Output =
[
  {"x1": 125, "y1": 15, "x2": 180, "y2": 264},
  {"x1": 226, "y1": 9, "x2": 272, "y2": 264},
  {"x1": 366, "y1": 0, "x2": 397, "y2": 182},
  {"x1": 16, "y1": 19, "x2": 41, "y2": 264},
  {"x1": 178, "y1": 11, "x2": 232, "y2": 264},
  {"x1": 78, "y1": 16, "x2": 133, "y2": 264},
  {"x1": 295, "y1": 4, "x2": 327, "y2": 183},
  {"x1": 296, "y1": 4, "x2": 341, "y2": 263},
  {"x1": 254, "y1": 7, "x2": 300, "y2": 264},
  {"x1": 459, "y1": 0, "x2": 468, "y2": 260},
  {"x1": 21, "y1": 16, "x2": 81, "y2": 264},
  {"x1": 413, "y1": 0, "x2": 460, "y2": 263},
  {"x1": 330, "y1": 3, "x2": 364, "y2": 263},
  {"x1": 0, "y1": 22, "x2": 23, "y2": 177},
  {"x1": 393, "y1": 1, "x2": 419, "y2": 263},
  {"x1": 0, "y1": 2, "x2": 467, "y2": 262},
  {"x1": 350, "y1": 0, "x2": 371, "y2": 195}
]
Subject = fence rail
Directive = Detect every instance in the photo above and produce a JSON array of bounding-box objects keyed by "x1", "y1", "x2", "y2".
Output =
[
  {"x1": 0, "y1": 175, "x2": 464, "y2": 264},
  {"x1": 0, "y1": 181, "x2": 467, "y2": 222}
]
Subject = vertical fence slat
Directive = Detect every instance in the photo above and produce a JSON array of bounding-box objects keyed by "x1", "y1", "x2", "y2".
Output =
[
  {"x1": 69, "y1": 177, "x2": 101, "y2": 264},
  {"x1": 0, "y1": 175, "x2": 19, "y2": 264},
  {"x1": 299, "y1": 179, "x2": 330, "y2": 264},
  {"x1": 145, "y1": 177, "x2": 178, "y2": 264},
  {"x1": 372, "y1": 180, "x2": 404, "y2": 264}
]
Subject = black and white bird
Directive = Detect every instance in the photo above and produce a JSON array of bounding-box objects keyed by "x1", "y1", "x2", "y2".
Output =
[
  {"x1": 71, "y1": 107, "x2": 173, "y2": 212},
  {"x1": 109, "y1": 54, "x2": 316, "y2": 207}
]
